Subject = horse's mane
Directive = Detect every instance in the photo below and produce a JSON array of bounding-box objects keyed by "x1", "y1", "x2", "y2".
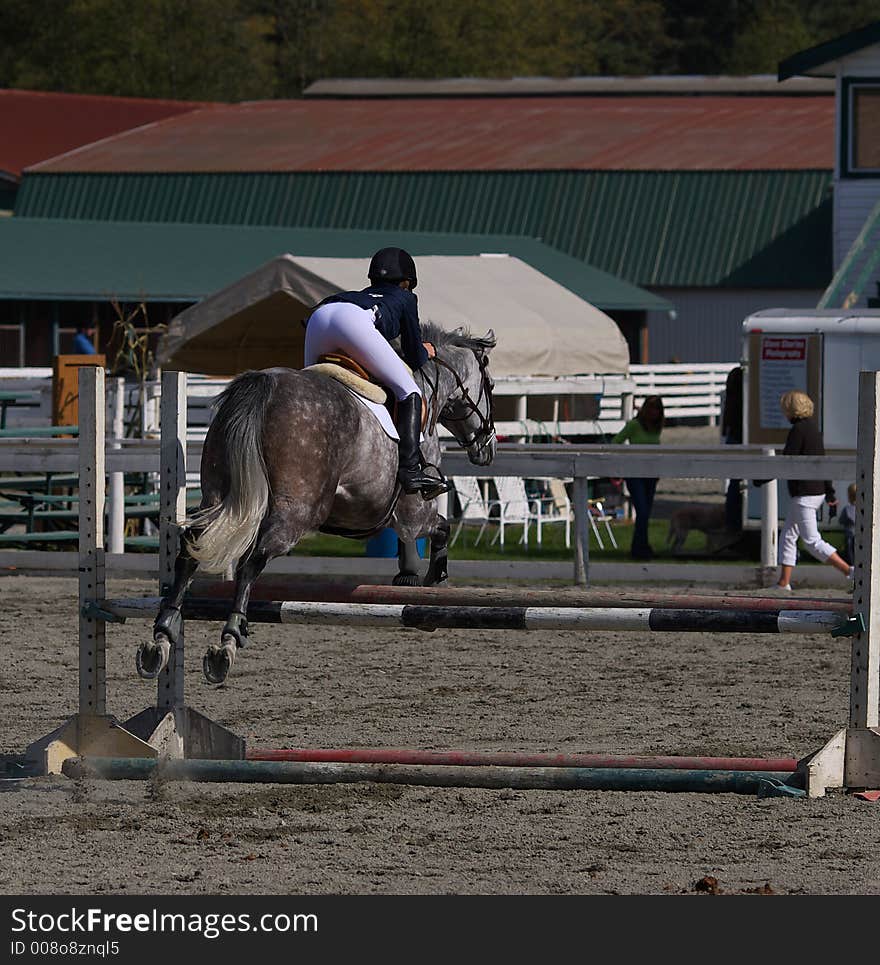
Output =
[{"x1": 419, "y1": 321, "x2": 495, "y2": 354}]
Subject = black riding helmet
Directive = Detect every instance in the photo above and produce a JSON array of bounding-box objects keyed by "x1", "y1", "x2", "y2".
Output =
[{"x1": 368, "y1": 247, "x2": 418, "y2": 290}]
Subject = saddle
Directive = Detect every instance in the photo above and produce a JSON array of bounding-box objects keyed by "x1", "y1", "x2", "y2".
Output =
[{"x1": 305, "y1": 353, "x2": 428, "y2": 429}]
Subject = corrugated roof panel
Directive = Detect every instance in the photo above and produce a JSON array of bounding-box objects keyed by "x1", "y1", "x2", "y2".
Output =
[
  {"x1": 0, "y1": 88, "x2": 214, "y2": 177},
  {"x1": 16, "y1": 169, "x2": 832, "y2": 287},
  {"x1": 26, "y1": 96, "x2": 834, "y2": 173},
  {"x1": 0, "y1": 218, "x2": 669, "y2": 311}
]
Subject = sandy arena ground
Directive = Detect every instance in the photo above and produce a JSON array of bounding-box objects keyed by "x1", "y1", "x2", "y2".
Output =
[{"x1": 1, "y1": 573, "x2": 878, "y2": 896}]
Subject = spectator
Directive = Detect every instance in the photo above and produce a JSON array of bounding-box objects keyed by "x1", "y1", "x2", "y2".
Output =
[
  {"x1": 612, "y1": 395, "x2": 664, "y2": 560},
  {"x1": 839, "y1": 482, "x2": 857, "y2": 566},
  {"x1": 72, "y1": 323, "x2": 97, "y2": 355},
  {"x1": 720, "y1": 365, "x2": 744, "y2": 533},
  {"x1": 775, "y1": 390, "x2": 854, "y2": 591}
]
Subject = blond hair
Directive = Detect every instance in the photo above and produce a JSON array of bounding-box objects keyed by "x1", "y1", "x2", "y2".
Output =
[
  {"x1": 848, "y1": 482, "x2": 857, "y2": 502},
  {"x1": 779, "y1": 390, "x2": 814, "y2": 420}
]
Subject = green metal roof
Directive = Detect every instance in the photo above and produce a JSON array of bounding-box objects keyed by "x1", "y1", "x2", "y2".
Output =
[
  {"x1": 15, "y1": 169, "x2": 832, "y2": 288},
  {"x1": 779, "y1": 20, "x2": 880, "y2": 80},
  {"x1": 0, "y1": 217, "x2": 670, "y2": 311}
]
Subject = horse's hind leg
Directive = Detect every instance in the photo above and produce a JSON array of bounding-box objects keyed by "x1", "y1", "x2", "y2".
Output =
[
  {"x1": 203, "y1": 511, "x2": 305, "y2": 684},
  {"x1": 136, "y1": 529, "x2": 201, "y2": 679}
]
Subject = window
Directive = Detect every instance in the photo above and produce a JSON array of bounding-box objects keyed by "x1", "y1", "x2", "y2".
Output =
[{"x1": 843, "y1": 79, "x2": 880, "y2": 176}]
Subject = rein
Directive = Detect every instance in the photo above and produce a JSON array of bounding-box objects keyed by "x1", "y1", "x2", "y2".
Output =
[{"x1": 425, "y1": 353, "x2": 495, "y2": 451}]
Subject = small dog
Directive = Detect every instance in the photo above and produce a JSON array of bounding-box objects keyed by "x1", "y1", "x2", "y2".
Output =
[{"x1": 667, "y1": 503, "x2": 727, "y2": 553}]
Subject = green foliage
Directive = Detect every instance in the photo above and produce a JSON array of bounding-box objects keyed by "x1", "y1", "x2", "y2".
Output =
[{"x1": 1, "y1": 0, "x2": 879, "y2": 99}]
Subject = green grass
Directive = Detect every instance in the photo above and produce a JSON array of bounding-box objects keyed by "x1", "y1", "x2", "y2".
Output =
[{"x1": 296, "y1": 519, "x2": 848, "y2": 565}]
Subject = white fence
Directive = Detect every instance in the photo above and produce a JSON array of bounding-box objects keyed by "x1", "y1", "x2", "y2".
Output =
[
  {"x1": 0, "y1": 363, "x2": 738, "y2": 439},
  {"x1": 630, "y1": 362, "x2": 735, "y2": 425}
]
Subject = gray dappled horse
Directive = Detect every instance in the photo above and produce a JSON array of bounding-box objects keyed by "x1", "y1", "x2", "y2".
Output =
[{"x1": 137, "y1": 323, "x2": 496, "y2": 685}]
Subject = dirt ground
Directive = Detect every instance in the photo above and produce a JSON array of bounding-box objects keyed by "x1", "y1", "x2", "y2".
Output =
[{"x1": 1, "y1": 573, "x2": 878, "y2": 897}]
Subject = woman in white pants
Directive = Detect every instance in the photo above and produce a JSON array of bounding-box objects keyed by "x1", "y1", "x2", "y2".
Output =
[
  {"x1": 304, "y1": 246, "x2": 448, "y2": 499},
  {"x1": 775, "y1": 390, "x2": 854, "y2": 591}
]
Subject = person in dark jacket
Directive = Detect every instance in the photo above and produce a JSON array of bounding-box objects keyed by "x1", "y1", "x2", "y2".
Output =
[
  {"x1": 304, "y1": 246, "x2": 448, "y2": 499},
  {"x1": 720, "y1": 365, "x2": 743, "y2": 533},
  {"x1": 775, "y1": 390, "x2": 853, "y2": 591}
]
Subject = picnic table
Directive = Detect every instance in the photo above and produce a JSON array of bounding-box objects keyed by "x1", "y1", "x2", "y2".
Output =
[
  {"x1": 0, "y1": 390, "x2": 42, "y2": 429},
  {"x1": 0, "y1": 487, "x2": 202, "y2": 536},
  {"x1": 0, "y1": 425, "x2": 78, "y2": 437}
]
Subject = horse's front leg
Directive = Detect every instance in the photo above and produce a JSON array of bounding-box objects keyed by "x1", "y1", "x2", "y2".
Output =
[
  {"x1": 137, "y1": 530, "x2": 200, "y2": 679},
  {"x1": 393, "y1": 537, "x2": 423, "y2": 587},
  {"x1": 423, "y1": 514, "x2": 450, "y2": 586}
]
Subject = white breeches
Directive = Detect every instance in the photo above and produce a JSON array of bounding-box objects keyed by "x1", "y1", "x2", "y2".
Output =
[
  {"x1": 779, "y1": 493, "x2": 837, "y2": 565},
  {"x1": 304, "y1": 302, "x2": 420, "y2": 402}
]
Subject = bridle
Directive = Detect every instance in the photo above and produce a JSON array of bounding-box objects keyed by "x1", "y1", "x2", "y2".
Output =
[{"x1": 421, "y1": 351, "x2": 495, "y2": 454}]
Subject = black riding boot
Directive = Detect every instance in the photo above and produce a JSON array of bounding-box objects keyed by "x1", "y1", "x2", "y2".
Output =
[{"x1": 396, "y1": 393, "x2": 450, "y2": 499}]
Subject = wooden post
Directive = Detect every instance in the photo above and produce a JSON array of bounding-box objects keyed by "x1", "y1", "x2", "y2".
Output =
[
  {"x1": 572, "y1": 475, "x2": 589, "y2": 586},
  {"x1": 804, "y1": 371, "x2": 880, "y2": 795},
  {"x1": 158, "y1": 371, "x2": 187, "y2": 714},
  {"x1": 79, "y1": 366, "x2": 106, "y2": 716}
]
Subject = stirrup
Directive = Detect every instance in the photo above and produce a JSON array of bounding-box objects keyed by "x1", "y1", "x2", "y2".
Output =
[{"x1": 416, "y1": 464, "x2": 451, "y2": 501}]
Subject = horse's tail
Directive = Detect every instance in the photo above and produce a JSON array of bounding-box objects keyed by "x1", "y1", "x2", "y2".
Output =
[{"x1": 186, "y1": 370, "x2": 276, "y2": 573}]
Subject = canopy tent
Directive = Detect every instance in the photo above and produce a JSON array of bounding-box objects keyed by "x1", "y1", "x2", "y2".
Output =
[{"x1": 158, "y1": 253, "x2": 631, "y2": 377}]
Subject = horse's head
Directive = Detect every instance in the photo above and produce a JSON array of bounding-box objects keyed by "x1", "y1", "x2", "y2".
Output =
[{"x1": 423, "y1": 324, "x2": 497, "y2": 467}]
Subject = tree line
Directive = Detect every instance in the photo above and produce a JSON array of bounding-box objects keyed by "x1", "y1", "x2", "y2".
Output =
[{"x1": 2, "y1": 0, "x2": 879, "y2": 102}]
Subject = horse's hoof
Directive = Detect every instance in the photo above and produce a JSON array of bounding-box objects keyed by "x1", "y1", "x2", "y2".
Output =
[
  {"x1": 392, "y1": 573, "x2": 421, "y2": 587},
  {"x1": 203, "y1": 639, "x2": 236, "y2": 685},
  {"x1": 423, "y1": 576, "x2": 448, "y2": 587},
  {"x1": 136, "y1": 635, "x2": 171, "y2": 679}
]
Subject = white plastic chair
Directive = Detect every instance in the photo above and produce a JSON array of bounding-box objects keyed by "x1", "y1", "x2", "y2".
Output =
[
  {"x1": 449, "y1": 476, "x2": 496, "y2": 547},
  {"x1": 545, "y1": 479, "x2": 573, "y2": 549},
  {"x1": 491, "y1": 477, "x2": 571, "y2": 548},
  {"x1": 491, "y1": 476, "x2": 536, "y2": 547},
  {"x1": 588, "y1": 498, "x2": 618, "y2": 550}
]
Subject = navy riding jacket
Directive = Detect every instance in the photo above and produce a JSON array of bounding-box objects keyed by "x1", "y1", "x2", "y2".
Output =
[{"x1": 316, "y1": 282, "x2": 430, "y2": 371}]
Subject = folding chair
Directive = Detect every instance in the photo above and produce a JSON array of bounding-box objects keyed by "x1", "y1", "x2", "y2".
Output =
[
  {"x1": 449, "y1": 476, "x2": 496, "y2": 547},
  {"x1": 588, "y1": 498, "x2": 618, "y2": 550}
]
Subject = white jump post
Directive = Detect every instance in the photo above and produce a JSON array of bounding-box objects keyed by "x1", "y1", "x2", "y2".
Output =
[
  {"x1": 26, "y1": 367, "x2": 157, "y2": 774},
  {"x1": 805, "y1": 370, "x2": 880, "y2": 796},
  {"x1": 107, "y1": 376, "x2": 125, "y2": 555},
  {"x1": 759, "y1": 450, "x2": 778, "y2": 586},
  {"x1": 27, "y1": 368, "x2": 242, "y2": 774}
]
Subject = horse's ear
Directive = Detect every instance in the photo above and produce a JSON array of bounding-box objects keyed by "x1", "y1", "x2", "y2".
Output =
[{"x1": 475, "y1": 329, "x2": 496, "y2": 353}]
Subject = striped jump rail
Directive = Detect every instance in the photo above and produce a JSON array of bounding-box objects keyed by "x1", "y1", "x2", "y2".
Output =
[
  {"x1": 61, "y1": 756, "x2": 802, "y2": 795},
  {"x1": 101, "y1": 597, "x2": 849, "y2": 635}
]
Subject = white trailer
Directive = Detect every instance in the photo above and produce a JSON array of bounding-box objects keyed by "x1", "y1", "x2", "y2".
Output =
[{"x1": 741, "y1": 308, "x2": 880, "y2": 527}]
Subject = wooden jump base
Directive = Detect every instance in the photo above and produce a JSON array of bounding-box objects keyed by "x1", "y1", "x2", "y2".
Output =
[
  {"x1": 189, "y1": 578, "x2": 854, "y2": 614},
  {"x1": 104, "y1": 597, "x2": 846, "y2": 635},
  {"x1": 20, "y1": 368, "x2": 880, "y2": 799},
  {"x1": 61, "y1": 756, "x2": 800, "y2": 795},
  {"x1": 246, "y1": 747, "x2": 800, "y2": 772}
]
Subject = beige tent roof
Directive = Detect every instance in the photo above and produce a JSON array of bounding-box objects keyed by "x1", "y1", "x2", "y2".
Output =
[{"x1": 158, "y1": 253, "x2": 630, "y2": 377}]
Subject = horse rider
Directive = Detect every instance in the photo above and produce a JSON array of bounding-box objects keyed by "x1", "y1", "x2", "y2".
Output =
[{"x1": 304, "y1": 246, "x2": 450, "y2": 500}]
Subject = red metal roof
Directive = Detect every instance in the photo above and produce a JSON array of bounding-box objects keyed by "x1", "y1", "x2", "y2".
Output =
[
  {"x1": 28, "y1": 95, "x2": 834, "y2": 173},
  {"x1": 0, "y1": 88, "x2": 216, "y2": 178}
]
